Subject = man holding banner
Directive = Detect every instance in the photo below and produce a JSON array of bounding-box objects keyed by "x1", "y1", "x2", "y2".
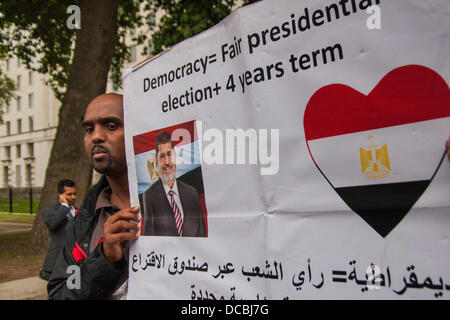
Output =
[{"x1": 48, "y1": 94, "x2": 140, "y2": 299}]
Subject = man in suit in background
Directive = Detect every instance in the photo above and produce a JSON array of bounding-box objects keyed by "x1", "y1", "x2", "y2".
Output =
[
  {"x1": 39, "y1": 179, "x2": 77, "y2": 281},
  {"x1": 141, "y1": 131, "x2": 206, "y2": 237}
]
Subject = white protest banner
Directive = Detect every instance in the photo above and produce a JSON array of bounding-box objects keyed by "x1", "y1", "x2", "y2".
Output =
[{"x1": 123, "y1": 0, "x2": 450, "y2": 299}]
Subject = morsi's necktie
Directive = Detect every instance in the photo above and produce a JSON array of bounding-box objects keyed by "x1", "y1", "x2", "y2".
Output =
[{"x1": 168, "y1": 190, "x2": 183, "y2": 236}]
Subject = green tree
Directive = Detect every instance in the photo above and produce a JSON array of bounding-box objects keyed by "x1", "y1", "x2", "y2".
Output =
[
  {"x1": 0, "y1": 0, "x2": 143, "y2": 102},
  {"x1": 145, "y1": 0, "x2": 259, "y2": 55},
  {"x1": 0, "y1": 0, "x2": 257, "y2": 248},
  {"x1": 146, "y1": 0, "x2": 234, "y2": 55},
  {"x1": 1, "y1": 0, "x2": 130, "y2": 247}
]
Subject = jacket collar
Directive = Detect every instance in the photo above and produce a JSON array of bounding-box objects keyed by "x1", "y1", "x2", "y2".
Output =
[{"x1": 80, "y1": 175, "x2": 110, "y2": 217}]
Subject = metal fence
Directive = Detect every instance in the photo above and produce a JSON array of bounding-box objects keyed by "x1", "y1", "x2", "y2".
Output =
[{"x1": 0, "y1": 187, "x2": 41, "y2": 214}]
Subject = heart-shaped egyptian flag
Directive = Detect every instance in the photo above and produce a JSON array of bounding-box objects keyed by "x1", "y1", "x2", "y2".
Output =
[{"x1": 304, "y1": 65, "x2": 450, "y2": 237}]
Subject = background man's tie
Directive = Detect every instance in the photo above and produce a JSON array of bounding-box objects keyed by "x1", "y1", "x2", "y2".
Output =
[{"x1": 168, "y1": 190, "x2": 183, "y2": 236}]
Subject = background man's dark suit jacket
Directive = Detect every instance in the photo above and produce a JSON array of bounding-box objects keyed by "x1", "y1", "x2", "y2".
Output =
[
  {"x1": 41, "y1": 203, "x2": 73, "y2": 274},
  {"x1": 140, "y1": 178, "x2": 206, "y2": 237}
]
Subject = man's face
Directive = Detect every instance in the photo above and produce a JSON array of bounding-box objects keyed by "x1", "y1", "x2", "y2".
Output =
[
  {"x1": 60, "y1": 186, "x2": 77, "y2": 206},
  {"x1": 82, "y1": 95, "x2": 126, "y2": 176},
  {"x1": 157, "y1": 142, "x2": 176, "y2": 185}
]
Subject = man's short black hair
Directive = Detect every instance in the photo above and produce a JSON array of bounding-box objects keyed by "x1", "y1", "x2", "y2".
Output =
[
  {"x1": 57, "y1": 179, "x2": 76, "y2": 194},
  {"x1": 155, "y1": 131, "x2": 174, "y2": 155}
]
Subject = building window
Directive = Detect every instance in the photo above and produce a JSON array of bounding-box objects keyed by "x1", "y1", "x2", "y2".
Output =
[
  {"x1": 6, "y1": 121, "x2": 11, "y2": 136},
  {"x1": 28, "y1": 116, "x2": 34, "y2": 132},
  {"x1": 26, "y1": 164, "x2": 32, "y2": 187},
  {"x1": 130, "y1": 45, "x2": 137, "y2": 62},
  {"x1": 6, "y1": 58, "x2": 10, "y2": 71},
  {"x1": 28, "y1": 71, "x2": 33, "y2": 85},
  {"x1": 5, "y1": 146, "x2": 11, "y2": 159},
  {"x1": 27, "y1": 143, "x2": 34, "y2": 157},
  {"x1": 147, "y1": 14, "x2": 156, "y2": 25},
  {"x1": 148, "y1": 40, "x2": 154, "y2": 54},
  {"x1": 15, "y1": 164, "x2": 21, "y2": 187},
  {"x1": 17, "y1": 75, "x2": 21, "y2": 90},
  {"x1": 17, "y1": 96, "x2": 21, "y2": 111},
  {"x1": 16, "y1": 144, "x2": 21, "y2": 158},
  {"x1": 3, "y1": 166, "x2": 9, "y2": 188},
  {"x1": 28, "y1": 93, "x2": 33, "y2": 108},
  {"x1": 17, "y1": 119, "x2": 22, "y2": 134},
  {"x1": 6, "y1": 99, "x2": 10, "y2": 113}
]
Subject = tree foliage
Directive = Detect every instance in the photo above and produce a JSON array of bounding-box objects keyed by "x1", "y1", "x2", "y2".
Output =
[
  {"x1": 145, "y1": 0, "x2": 234, "y2": 56},
  {"x1": 0, "y1": 0, "x2": 259, "y2": 98},
  {"x1": 0, "y1": 0, "x2": 77, "y2": 101},
  {"x1": 0, "y1": 0, "x2": 143, "y2": 101}
]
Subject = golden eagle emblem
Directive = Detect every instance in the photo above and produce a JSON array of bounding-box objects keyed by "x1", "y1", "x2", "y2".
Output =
[
  {"x1": 147, "y1": 154, "x2": 160, "y2": 183},
  {"x1": 359, "y1": 136, "x2": 391, "y2": 180}
]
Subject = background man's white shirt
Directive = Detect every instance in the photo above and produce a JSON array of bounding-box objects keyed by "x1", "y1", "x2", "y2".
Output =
[{"x1": 61, "y1": 203, "x2": 76, "y2": 217}]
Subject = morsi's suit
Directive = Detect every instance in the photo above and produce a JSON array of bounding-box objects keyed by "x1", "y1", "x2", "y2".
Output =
[{"x1": 140, "y1": 178, "x2": 206, "y2": 237}]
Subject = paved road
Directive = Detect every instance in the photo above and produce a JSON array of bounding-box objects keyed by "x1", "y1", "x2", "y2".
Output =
[
  {"x1": 0, "y1": 222, "x2": 47, "y2": 300},
  {"x1": 0, "y1": 222, "x2": 32, "y2": 235},
  {"x1": 0, "y1": 276, "x2": 47, "y2": 300},
  {"x1": 0, "y1": 222, "x2": 46, "y2": 299}
]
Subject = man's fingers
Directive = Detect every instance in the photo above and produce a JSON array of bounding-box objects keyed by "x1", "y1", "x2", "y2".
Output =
[
  {"x1": 107, "y1": 232, "x2": 139, "y2": 244},
  {"x1": 59, "y1": 194, "x2": 67, "y2": 204},
  {"x1": 446, "y1": 137, "x2": 450, "y2": 161},
  {"x1": 106, "y1": 220, "x2": 140, "y2": 235},
  {"x1": 107, "y1": 206, "x2": 140, "y2": 224},
  {"x1": 103, "y1": 206, "x2": 141, "y2": 249}
]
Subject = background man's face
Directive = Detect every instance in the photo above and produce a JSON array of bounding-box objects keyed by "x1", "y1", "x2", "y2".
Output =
[
  {"x1": 60, "y1": 186, "x2": 77, "y2": 206},
  {"x1": 82, "y1": 95, "x2": 126, "y2": 176},
  {"x1": 157, "y1": 142, "x2": 176, "y2": 185}
]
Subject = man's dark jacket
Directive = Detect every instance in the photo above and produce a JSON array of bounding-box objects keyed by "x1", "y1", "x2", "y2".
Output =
[
  {"x1": 47, "y1": 176, "x2": 126, "y2": 299},
  {"x1": 140, "y1": 178, "x2": 206, "y2": 237},
  {"x1": 41, "y1": 203, "x2": 73, "y2": 274}
]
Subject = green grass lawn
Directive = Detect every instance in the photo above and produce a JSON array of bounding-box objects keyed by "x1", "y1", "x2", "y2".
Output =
[{"x1": 0, "y1": 200, "x2": 39, "y2": 214}]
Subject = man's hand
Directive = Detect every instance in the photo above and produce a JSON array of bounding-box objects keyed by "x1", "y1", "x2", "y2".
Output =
[
  {"x1": 446, "y1": 136, "x2": 450, "y2": 161},
  {"x1": 103, "y1": 206, "x2": 140, "y2": 265},
  {"x1": 59, "y1": 194, "x2": 68, "y2": 205}
]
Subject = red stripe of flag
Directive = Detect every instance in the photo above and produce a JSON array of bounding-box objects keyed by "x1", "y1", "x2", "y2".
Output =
[
  {"x1": 133, "y1": 120, "x2": 197, "y2": 155},
  {"x1": 304, "y1": 65, "x2": 450, "y2": 141}
]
